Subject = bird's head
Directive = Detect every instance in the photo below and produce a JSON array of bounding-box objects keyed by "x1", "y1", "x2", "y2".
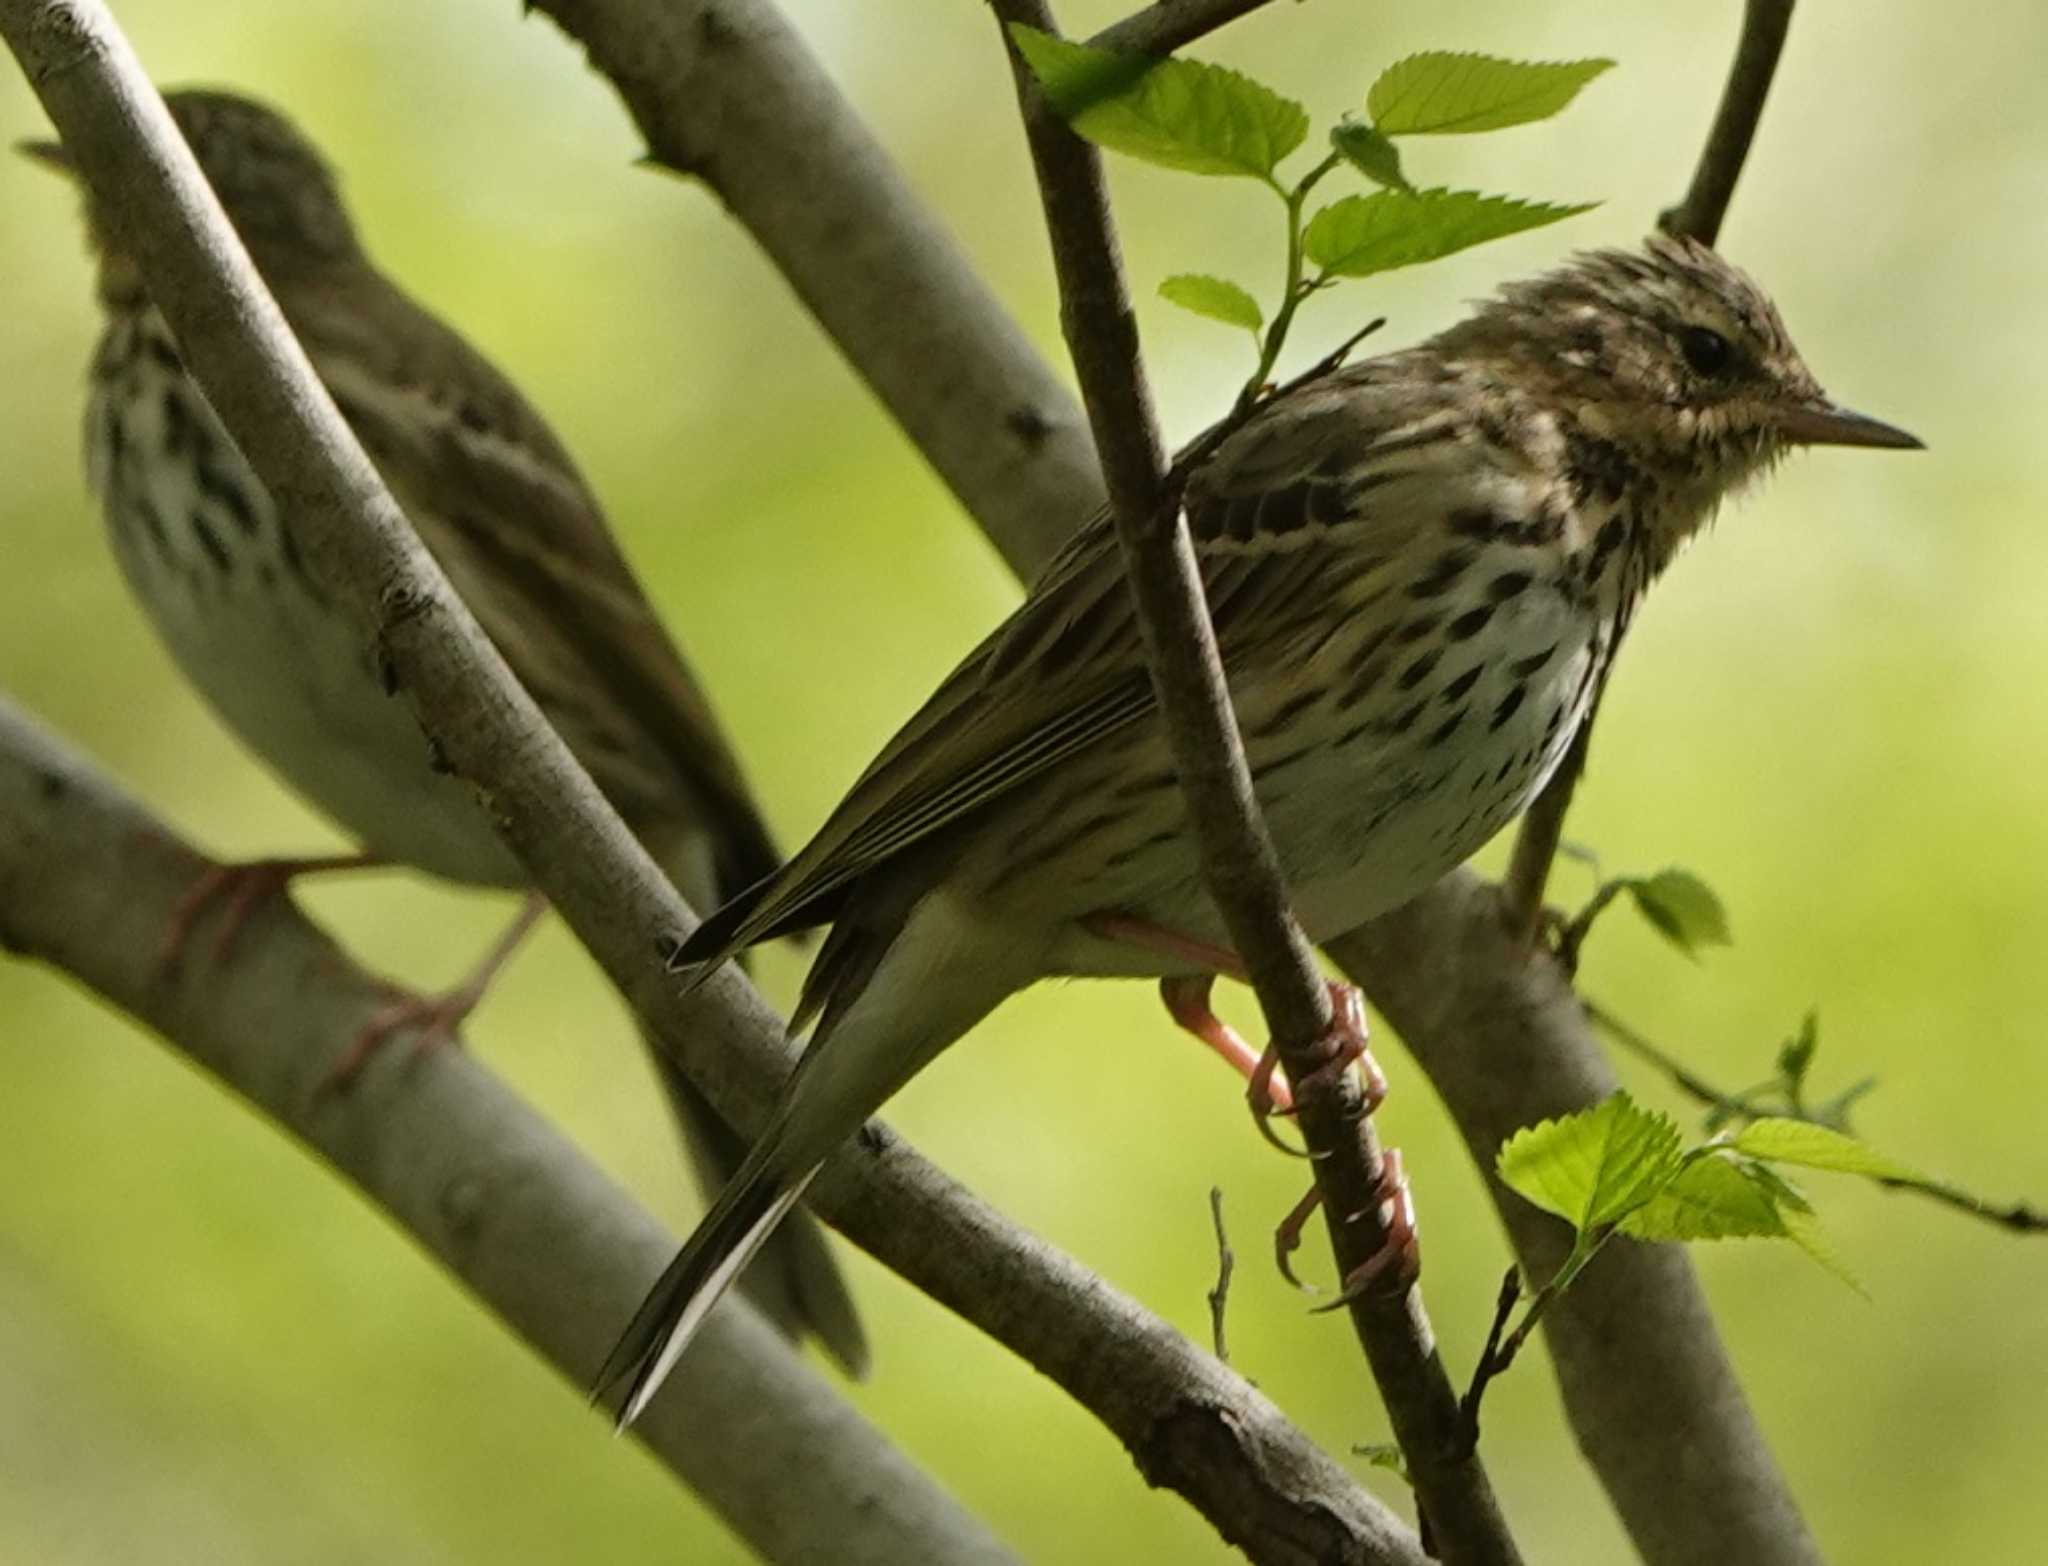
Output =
[
  {"x1": 1434, "y1": 234, "x2": 1919, "y2": 499},
  {"x1": 19, "y1": 88, "x2": 360, "y2": 306}
]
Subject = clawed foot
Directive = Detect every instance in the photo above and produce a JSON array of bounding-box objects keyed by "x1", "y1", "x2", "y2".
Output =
[
  {"x1": 318, "y1": 981, "x2": 481, "y2": 1096},
  {"x1": 316, "y1": 891, "x2": 548, "y2": 1099},
  {"x1": 1160, "y1": 975, "x2": 1303, "y2": 1154},
  {"x1": 159, "y1": 854, "x2": 378, "y2": 971},
  {"x1": 1278, "y1": 1149, "x2": 1422, "y2": 1306},
  {"x1": 1155, "y1": 972, "x2": 1388, "y2": 1152},
  {"x1": 1329, "y1": 1149, "x2": 1420, "y2": 1304}
]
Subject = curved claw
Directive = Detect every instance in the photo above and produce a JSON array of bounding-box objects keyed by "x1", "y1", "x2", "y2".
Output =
[
  {"x1": 314, "y1": 892, "x2": 547, "y2": 1100},
  {"x1": 317, "y1": 985, "x2": 474, "y2": 1098},
  {"x1": 1273, "y1": 1183, "x2": 1324, "y2": 1293},
  {"x1": 1310, "y1": 1150, "x2": 1422, "y2": 1312}
]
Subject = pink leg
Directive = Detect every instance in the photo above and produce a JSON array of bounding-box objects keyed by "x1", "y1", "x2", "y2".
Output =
[
  {"x1": 1085, "y1": 911, "x2": 1384, "y2": 1123},
  {"x1": 161, "y1": 853, "x2": 385, "y2": 969},
  {"x1": 1161, "y1": 974, "x2": 1295, "y2": 1113},
  {"x1": 320, "y1": 892, "x2": 549, "y2": 1094}
]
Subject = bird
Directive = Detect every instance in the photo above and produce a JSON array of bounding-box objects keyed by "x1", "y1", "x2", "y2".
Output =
[
  {"x1": 23, "y1": 87, "x2": 866, "y2": 1373},
  {"x1": 594, "y1": 233, "x2": 1921, "y2": 1425}
]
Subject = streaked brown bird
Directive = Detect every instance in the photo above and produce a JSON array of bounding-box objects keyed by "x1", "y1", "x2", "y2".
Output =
[
  {"x1": 25, "y1": 88, "x2": 865, "y2": 1373},
  {"x1": 599, "y1": 235, "x2": 1920, "y2": 1424}
]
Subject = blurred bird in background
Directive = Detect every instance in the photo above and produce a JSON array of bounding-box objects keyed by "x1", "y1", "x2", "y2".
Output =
[{"x1": 24, "y1": 87, "x2": 866, "y2": 1374}]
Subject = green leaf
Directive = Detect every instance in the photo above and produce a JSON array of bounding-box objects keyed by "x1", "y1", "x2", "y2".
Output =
[
  {"x1": 1330, "y1": 120, "x2": 1411, "y2": 191},
  {"x1": 1731, "y1": 1119, "x2": 1925, "y2": 1182},
  {"x1": 1303, "y1": 188, "x2": 1595, "y2": 279},
  {"x1": 1621, "y1": 1153, "x2": 1787, "y2": 1242},
  {"x1": 1777, "y1": 1010, "x2": 1819, "y2": 1086},
  {"x1": 1009, "y1": 25, "x2": 1308, "y2": 179},
  {"x1": 1774, "y1": 1192, "x2": 1869, "y2": 1296},
  {"x1": 1498, "y1": 1092, "x2": 1685, "y2": 1234},
  {"x1": 1627, "y1": 867, "x2": 1732, "y2": 958},
  {"x1": 1351, "y1": 1443, "x2": 1411, "y2": 1485},
  {"x1": 1367, "y1": 52, "x2": 1615, "y2": 135},
  {"x1": 1158, "y1": 273, "x2": 1264, "y2": 333}
]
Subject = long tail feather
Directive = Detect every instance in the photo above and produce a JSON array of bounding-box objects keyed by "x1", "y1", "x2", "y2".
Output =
[
  {"x1": 597, "y1": 1159, "x2": 821, "y2": 1430},
  {"x1": 656, "y1": 1054, "x2": 868, "y2": 1376}
]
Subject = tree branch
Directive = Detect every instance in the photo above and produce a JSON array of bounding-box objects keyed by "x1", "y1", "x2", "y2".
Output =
[
  {"x1": 0, "y1": 5, "x2": 1426, "y2": 1559},
  {"x1": 1499, "y1": 0, "x2": 1799, "y2": 941},
  {"x1": 989, "y1": 6, "x2": 1519, "y2": 1562},
  {"x1": 524, "y1": 0, "x2": 1102, "y2": 579},
  {"x1": 1093, "y1": 0, "x2": 1288, "y2": 56},
  {"x1": 497, "y1": 0, "x2": 1825, "y2": 1559},
  {"x1": 1658, "y1": 0, "x2": 1797, "y2": 245},
  {"x1": 0, "y1": 698, "x2": 1014, "y2": 1566}
]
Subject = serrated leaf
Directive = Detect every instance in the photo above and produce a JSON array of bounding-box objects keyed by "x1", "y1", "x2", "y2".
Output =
[
  {"x1": 1620, "y1": 1153, "x2": 1787, "y2": 1242},
  {"x1": 1731, "y1": 1119, "x2": 1925, "y2": 1182},
  {"x1": 1498, "y1": 1092, "x2": 1685, "y2": 1235},
  {"x1": 1367, "y1": 52, "x2": 1614, "y2": 135},
  {"x1": 1302, "y1": 188, "x2": 1595, "y2": 279},
  {"x1": 1009, "y1": 25, "x2": 1308, "y2": 179},
  {"x1": 1627, "y1": 868, "x2": 1732, "y2": 958},
  {"x1": 1159, "y1": 273, "x2": 1264, "y2": 333},
  {"x1": 1330, "y1": 120, "x2": 1411, "y2": 191}
]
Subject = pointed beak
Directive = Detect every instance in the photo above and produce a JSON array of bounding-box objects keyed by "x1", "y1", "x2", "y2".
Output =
[
  {"x1": 14, "y1": 137, "x2": 73, "y2": 176},
  {"x1": 1778, "y1": 399, "x2": 1923, "y2": 451}
]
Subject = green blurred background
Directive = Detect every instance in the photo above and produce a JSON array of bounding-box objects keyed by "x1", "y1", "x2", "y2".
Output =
[{"x1": 2, "y1": 1, "x2": 2042, "y2": 1560}]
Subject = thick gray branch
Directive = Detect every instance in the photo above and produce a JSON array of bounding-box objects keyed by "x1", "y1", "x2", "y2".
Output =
[
  {"x1": 0, "y1": 4, "x2": 1425, "y2": 1559},
  {"x1": 492, "y1": 0, "x2": 1825, "y2": 1559},
  {"x1": 526, "y1": 0, "x2": 1103, "y2": 579},
  {"x1": 0, "y1": 697, "x2": 1013, "y2": 1566}
]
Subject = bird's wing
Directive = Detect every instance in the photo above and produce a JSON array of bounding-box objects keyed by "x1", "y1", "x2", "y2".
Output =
[
  {"x1": 293, "y1": 276, "x2": 783, "y2": 893},
  {"x1": 683, "y1": 360, "x2": 1480, "y2": 960}
]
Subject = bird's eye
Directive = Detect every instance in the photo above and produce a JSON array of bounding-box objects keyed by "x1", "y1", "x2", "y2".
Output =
[{"x1": 1680, "y1": 326, "x2": 1734, "y2": 376}]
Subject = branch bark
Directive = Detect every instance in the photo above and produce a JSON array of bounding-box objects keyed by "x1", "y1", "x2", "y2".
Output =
[
  {"x1": 525, "y1": 0, "x2": 1101, "y2": 579},
  {"x1": 0, "y1": 4, "x2": 1426, "y2": 1560},
  {"x1": 498, "y1": 0, "x2": 1825, "y2": 1559},
  {"x1": 1499, "y1": 0, "x2": 1799, "y2": 940},
  {"x1": 990, "y1": 4, "x2": 1519, "y2": 1562},
  {"x1": 0, "y1": 698, "x2": 1014, "y2": 1566},
  {"x1": 1659, "y1": 0, "x2": 1797, "y2": 245}
]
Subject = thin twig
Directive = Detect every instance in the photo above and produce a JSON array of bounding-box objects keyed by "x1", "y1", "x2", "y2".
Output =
[
  {"x1": 1659, "y1": 0, "x2": 1797, "y2": 244},
  {"x1": 1454, "y1": 1270, "x2": 1523, "y2": 1452},
  {"x1": 1584, "y1": 1000, "x2": 2048, "y2": 1236},
  {"x1": 1207, "y1": 1186, "x2": 1236, "y2": 1362},
  {"x1": 1499, "y1": 0, "x2": 1799, "y2": 942},
  {"x1": 0, "y1": 6, "x2": 1431, "y2": 1560},
  {"x1": 1093, "y1": 0, "x2": 1282, "y2": 56},
  {"x1": 990, "y1": 6, "x2": 1521, "y2": 1563}
]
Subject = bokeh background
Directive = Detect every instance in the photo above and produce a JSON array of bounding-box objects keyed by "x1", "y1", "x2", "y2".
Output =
[{"x1": 2, "y1": 1, "x2": 2042, "y2": 1561}]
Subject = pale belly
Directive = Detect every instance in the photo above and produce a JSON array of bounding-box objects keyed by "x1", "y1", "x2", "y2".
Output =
[
  {"x1": 1013, "y1": 579, "x2": 1607, "y2": 979},
  {"x1": 87, "y1": 322, "x2": 523, "y2": 887}
]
